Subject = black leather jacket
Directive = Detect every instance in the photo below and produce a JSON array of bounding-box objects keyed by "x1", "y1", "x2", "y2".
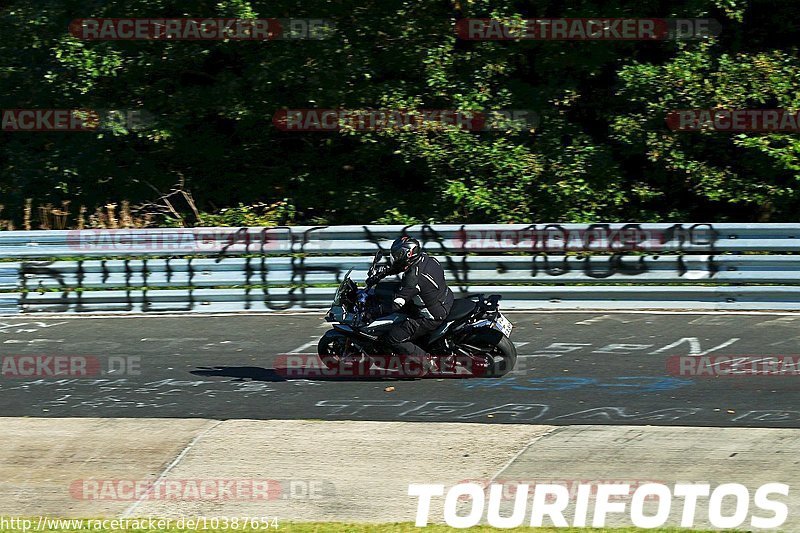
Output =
[{"x1": 370, "y1": 252, "x2": 454, "y2": 321}]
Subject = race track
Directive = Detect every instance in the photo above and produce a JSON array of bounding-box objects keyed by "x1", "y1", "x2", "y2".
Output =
[{"x1": 1, "y1": 312, "x2": 799, "y2": 427}]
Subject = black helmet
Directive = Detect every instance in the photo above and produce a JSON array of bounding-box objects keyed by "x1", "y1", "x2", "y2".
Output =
[{"x1": 389, "y1": 236, "x2": 421, "y2": 270}]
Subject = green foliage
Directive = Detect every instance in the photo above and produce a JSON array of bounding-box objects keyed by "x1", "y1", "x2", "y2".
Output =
[
  {"x1": 192, "y1": 200, "x2": 296, "y2": 227},
  {"x1": 612, "y1": 44, "x2": 800, "y2": 220},
  {"x1": 374, "y1": 207, "x2": 422, "y2": 225},
  {"x1": 1, "y1": 0, "x2": 798, "y2": 225}
]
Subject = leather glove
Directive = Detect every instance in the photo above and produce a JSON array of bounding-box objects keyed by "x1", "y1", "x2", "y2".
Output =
[{"x1": 366, "y1": 264, "x2": 390, "y2": 287}]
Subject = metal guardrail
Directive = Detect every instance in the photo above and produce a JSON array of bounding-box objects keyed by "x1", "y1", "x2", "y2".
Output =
[
  {"x1": 8, "y1": 286, "x2": 800, "y2": 313},
  {"x1": 1, "y1": 223, "x2": 799, "y2": 314},
  {"x1": 0, "y1": 265, "x2": 18, "y2": 289},
  {"x1": 0, "y1": 264, "x2": 19, "y2": 314},
  {"x1": 9, "y1": 255, "x2": 800, "y2": 289},
  {"x1": 1, "y1": 223, "x2": 799, "y2": 258}
]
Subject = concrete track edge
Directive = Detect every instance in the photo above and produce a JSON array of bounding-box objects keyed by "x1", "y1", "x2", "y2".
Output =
[{"x1": 2, "y1": 418, "x2": 798, "y2": 529}]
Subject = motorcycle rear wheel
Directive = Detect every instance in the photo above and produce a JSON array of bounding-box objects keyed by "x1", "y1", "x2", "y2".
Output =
[
  {"x1": 458, "y1": 331, "x2": 517, "y2": 378},
  {"x1": 484, "y1": 336, "x2": 517, "y2": 377}
]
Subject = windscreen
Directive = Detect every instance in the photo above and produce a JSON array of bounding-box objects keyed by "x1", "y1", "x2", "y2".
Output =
[{"x1": 332, "y1": 268, "x2": 353, "y2": 306}]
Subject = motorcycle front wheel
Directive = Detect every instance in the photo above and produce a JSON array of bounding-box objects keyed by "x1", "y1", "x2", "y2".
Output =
[{"x1": 317, "y1": 329, "x2": 371, "y2": 372}]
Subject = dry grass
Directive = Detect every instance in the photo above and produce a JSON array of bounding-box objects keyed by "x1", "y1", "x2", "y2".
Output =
[{"x1": 14, "y1": 199, "x2": 156, "y2": 230}]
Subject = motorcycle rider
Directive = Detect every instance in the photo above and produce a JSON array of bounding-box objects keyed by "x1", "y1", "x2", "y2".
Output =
[{"x1": 366, "y1": 236, "x2": 454, "y2": 357}]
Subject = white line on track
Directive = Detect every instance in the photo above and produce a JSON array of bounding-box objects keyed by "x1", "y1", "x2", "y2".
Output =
[
  {"x1": 290, "y1": 341, "x2": 318, "y2": 353},
  {"x1": 120, "y1": 420, "x2": 223, "y2": 519},
  {"x1": 487, "y1": 427, "x2": 562, "y2": 486}
]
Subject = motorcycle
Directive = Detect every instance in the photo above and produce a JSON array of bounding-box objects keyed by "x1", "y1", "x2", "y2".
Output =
[{"x1": 318, "y1": 251, "x2": 517, "y2": 378}]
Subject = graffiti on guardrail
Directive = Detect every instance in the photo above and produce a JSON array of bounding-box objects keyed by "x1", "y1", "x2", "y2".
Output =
[
  {"x1": 65, "y1": 225, "x2": 333, "y2": 253},
  {"x1": 17, "y1": 256, "x2": 354, "y2": 312},
  {"x1": 16, "y1": 254, "x2": 721, "y2": 312},
  {"x1": 450, "y1": 223, "x2": 718, "y2": 252},
  {"x1": 374, "y1": 223, "x2": 719, "y2": 286},
  {"x1": 15, "y1": 223, "x2": 720, "y2": 313},
  {"x1": 516, "y1": 252, "x2": 718, "y2": 279}
]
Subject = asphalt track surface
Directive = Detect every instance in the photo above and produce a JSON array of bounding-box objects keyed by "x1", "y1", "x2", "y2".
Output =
[{"x1": 1, "y1": 312, "x2": 800, "y2": 427}]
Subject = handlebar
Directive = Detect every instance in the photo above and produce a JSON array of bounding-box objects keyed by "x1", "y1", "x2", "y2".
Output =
[{"x1": 365, "y1": 251, "x2": 385, "y2": 288}]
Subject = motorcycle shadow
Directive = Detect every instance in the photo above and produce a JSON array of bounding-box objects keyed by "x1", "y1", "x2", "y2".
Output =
[{"x1": 190, "y1": 365, "x2": 425, "y2": 382}]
